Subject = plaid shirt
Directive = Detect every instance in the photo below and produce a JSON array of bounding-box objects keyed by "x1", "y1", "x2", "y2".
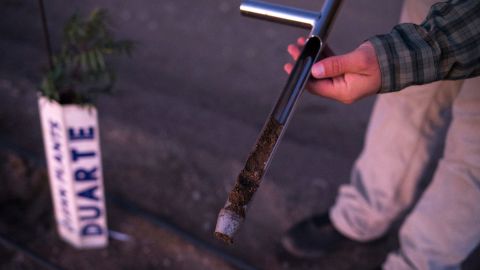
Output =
[{"x1": 368, "y1": 0, "x2": 480, "y2": 93}]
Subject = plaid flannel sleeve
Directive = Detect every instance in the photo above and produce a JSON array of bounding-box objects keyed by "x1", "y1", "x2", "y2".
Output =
[{"x1": 368, "y1": 0, "x2": 480, "y2": 93}]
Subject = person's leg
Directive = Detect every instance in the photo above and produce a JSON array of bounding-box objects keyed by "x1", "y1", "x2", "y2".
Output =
[
  {"x1": 282, "y1": 0, "x2": 459, "y2": 257},
  {"x1": 330, "y1": 81, "x2": 461, "y2": 241},
  {"x1": 282, "y1": 82, "x2": 461, "y2": 257},
  {"x1": 329, "y1": 0, "x2": 460, "y2": 242},
  {"x1": 383, "y1": 78, "x2": 480, "y2": 270},
  {"x1": 282, "y1": 60, "x2": 461, "y2": 258}
]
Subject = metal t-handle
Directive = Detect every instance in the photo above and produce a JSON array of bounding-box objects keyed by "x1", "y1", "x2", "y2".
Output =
[{"x1": 240, "y1": 0, "x2": 342, "y2": 39}]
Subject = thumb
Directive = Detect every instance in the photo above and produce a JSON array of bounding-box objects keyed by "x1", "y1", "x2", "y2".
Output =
[{"x1": 311, "y1": 53, "x2": 356, "y2": 79}]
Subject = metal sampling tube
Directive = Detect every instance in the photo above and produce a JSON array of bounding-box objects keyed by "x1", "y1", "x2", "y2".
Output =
[{"x1": 215, "y1": 0, "x2": 343, "y2": 244}]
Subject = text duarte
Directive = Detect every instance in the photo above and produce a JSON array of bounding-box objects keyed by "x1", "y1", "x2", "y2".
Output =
[{"x1": 49, "y1": 120, "x2": 103, "y2": 237}]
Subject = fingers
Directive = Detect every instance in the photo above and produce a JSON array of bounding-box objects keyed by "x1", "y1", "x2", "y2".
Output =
[
  {"x1": 283, "y1": 63, "x2": 293, "y2": 74},
  {"x1": 306, "y1": 78, "x2": 354, "y2": 104},
  {"x1": 287, "y1": 37, "x2": 307, "y2": 61},
  {"x1": 311, "y1": 43, "x2": 376, "y2": 79},
  {"x1": 284, "y1": 40, "x2": 381, "y2": 104},
  {"x1": 307, "y1": 79, "x2": 337, "y2": 97},
  {"x1": 311, "y1": 55, "x2": 352, "y2": 79},
  {"x1": 297, "y1": 37, "x2": 306, "y2": 46},
  {"x1": 284, "y1": 36, "x2": 307, "y2": 74},
  {"x1": 287, "y1": 44, "x2": 301, "y2": 61}
]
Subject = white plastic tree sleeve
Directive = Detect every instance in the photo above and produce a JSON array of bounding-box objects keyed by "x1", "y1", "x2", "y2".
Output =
[{"x1": 38, "y1": 96, "x2": 108, "y2": 249}]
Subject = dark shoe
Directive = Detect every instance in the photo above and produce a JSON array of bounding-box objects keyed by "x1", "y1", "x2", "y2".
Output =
[{"x1": 281, "y1": 213, "x2": 358, "y2": 258}]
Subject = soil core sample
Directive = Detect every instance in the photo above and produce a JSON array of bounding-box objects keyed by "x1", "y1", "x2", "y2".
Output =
[{"x1": 215, "y1": 116, "x2": 283, "y2": 244}]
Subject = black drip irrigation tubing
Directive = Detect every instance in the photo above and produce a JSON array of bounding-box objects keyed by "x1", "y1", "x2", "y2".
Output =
[
  {"x1": 0, "y1": 233, "x2": 64, "y2": 270},
  {"x1": 0, "y1": 138, "x2": 257, "y2": 270},
  {"x1": 108, "y1": 195, "x2": 257, "y2": 270}
]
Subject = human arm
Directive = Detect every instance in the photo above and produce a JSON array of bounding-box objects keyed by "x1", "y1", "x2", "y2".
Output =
[{"x1": 285, "y1": 0, "x2": 480, "y2": 103}]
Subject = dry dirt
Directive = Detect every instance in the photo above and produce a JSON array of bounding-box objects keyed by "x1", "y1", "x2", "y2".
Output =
[{"x1": 0, "y1": 1, "x2": 479, "y2": 269}]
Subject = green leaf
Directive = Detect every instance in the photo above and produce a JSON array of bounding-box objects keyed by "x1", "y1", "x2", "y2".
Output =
[{"x1": 40, "y1": 8, "x2": 134, "y2": 104}]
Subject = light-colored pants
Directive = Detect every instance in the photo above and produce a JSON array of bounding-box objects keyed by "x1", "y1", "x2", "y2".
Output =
[{"x1": 329, "y1": 0, "x2": 480, "y2": 269}]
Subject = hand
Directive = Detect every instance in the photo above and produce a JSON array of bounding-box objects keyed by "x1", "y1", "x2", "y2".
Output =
[{"x1": 284, "y1": 37, "x2": 381, "y2": 104}]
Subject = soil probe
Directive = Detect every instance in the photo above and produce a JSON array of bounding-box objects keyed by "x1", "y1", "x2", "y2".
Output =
[{"x1": 215, "y1": 0, "x2": 343, "y2": 244}]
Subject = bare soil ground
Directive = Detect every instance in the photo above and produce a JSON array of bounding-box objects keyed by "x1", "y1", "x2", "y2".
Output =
[{"x1": 0, "y1": 0, "x2": 478, "y2": 269}]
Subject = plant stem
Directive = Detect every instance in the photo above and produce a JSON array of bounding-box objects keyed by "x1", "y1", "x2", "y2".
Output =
[{"x1": 37, "y1": 0, "x2": 54, "y2": 70}]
